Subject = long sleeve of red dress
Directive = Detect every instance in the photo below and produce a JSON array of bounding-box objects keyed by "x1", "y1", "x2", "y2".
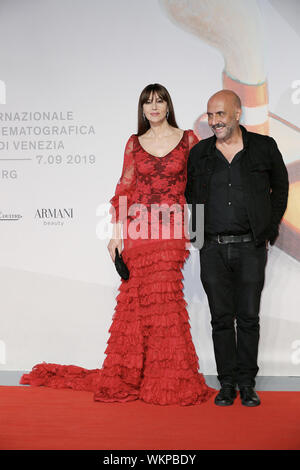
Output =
[{"x1": 110, "y1": 135, "x2": 136, "y2": 223}]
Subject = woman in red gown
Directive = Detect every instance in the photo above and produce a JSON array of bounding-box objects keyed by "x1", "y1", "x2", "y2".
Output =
[{"x1": 21, "y1": 84, "x2": 215, "y2": 406}]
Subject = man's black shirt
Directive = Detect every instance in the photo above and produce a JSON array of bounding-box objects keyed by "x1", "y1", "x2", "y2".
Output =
[{"x1": 205, "y1": 146, "x2": 251, "y2": 235}]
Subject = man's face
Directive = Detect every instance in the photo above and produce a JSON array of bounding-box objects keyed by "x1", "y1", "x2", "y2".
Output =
[{"x1": 207, "y1": 96, "x2": 240, "y2": 141}]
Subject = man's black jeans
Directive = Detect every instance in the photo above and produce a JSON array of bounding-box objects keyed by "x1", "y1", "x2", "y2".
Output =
[{"x1": 200, "y1": 240, "x2": 268, "y2": 388}]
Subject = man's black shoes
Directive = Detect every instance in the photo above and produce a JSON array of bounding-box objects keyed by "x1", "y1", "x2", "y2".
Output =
[
  {"x1": 214, "y1": 384, "x2": 237, "y2": 406},
  {"x1": 239, "y1": 386, "x2": 261, "y2": 407},
  {"x1": 215, "y1": 384, "x2": 260, "y2": 407}
]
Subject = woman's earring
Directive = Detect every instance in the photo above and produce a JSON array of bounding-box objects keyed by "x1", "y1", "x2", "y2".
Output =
[
  {"x1": 143, "y1": 112, "x2": 147, "y2": 121},
  {"x1": 166, "y1": 110, "x2": 169, "y2": 120}
]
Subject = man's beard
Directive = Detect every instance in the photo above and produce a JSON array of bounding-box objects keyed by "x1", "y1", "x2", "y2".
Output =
[{"x1": 212, "y1": 122, "x2": 235, "y2": 140}]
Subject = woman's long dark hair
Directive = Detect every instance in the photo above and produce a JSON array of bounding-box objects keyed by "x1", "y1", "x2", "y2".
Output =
[{"x1": 137, "y1": 83, "x2": 179, "y2": 136}]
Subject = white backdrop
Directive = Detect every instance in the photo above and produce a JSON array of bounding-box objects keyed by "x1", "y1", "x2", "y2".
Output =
[{"x1": 0, "y1": 0, "x2": 299, "y2": 376}]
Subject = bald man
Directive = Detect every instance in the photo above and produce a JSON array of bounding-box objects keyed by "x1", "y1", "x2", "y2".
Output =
[{"x1": 185, "y1": 90, "x2": 289, "y2": 407}]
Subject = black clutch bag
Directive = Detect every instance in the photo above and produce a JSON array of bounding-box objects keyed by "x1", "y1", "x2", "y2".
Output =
[{"x1": 114, "y1": 248, "x2": 129, "y2": 280}]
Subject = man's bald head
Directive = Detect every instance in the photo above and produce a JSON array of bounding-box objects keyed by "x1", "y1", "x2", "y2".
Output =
[{"x1": 208, "y1": 89, "x2": 242, "y2": 111}]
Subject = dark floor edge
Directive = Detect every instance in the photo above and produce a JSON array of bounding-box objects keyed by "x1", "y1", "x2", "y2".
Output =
[{"x1": 0, "y1": 371, "x2": 299, "y2": 390}]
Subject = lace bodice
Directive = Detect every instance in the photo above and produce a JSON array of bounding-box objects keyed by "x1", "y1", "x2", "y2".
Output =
[{"x1": 110, "y1": 129, "x2": 198, "y2": 222}]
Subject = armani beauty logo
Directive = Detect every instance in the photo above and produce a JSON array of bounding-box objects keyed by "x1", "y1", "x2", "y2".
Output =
[
  {"x1": 35, "y1": 208, "x2": 74, "y2": 219},
  {"x1": 35, "y1": 208, "x2": 74, "y2": 226}
]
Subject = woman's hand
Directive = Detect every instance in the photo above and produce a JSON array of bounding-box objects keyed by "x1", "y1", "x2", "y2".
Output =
[
  {"x1": 107, "y1": 237, "x2": 122, "y2": 262},
  {"x1": 108, "y1": 222, "x2": 123, "y2": 262}
]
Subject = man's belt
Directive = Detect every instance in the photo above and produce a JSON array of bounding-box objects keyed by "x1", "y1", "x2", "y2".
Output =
[{"x1": 205, "y1": 233, "x2": 253, "y2": 244}]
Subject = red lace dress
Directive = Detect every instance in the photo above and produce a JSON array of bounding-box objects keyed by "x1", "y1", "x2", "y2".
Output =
[{"x1": 20, "y1": 129, "x2": 215, "y2": 406}]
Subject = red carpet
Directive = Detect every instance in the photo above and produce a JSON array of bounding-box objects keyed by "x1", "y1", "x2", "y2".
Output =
[{"x1": 0, "y1": 386, "x2": 299, "y2": 450}]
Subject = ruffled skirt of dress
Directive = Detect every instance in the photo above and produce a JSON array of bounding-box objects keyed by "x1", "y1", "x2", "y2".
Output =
[{"x1": 20, "y1": 239, "x2": 215, "y2": 406}]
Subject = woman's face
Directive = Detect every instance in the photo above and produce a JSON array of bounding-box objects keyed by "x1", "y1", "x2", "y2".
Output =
[{"x1": 143, "y1": 91, "x2": 168, "y2": 124}]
